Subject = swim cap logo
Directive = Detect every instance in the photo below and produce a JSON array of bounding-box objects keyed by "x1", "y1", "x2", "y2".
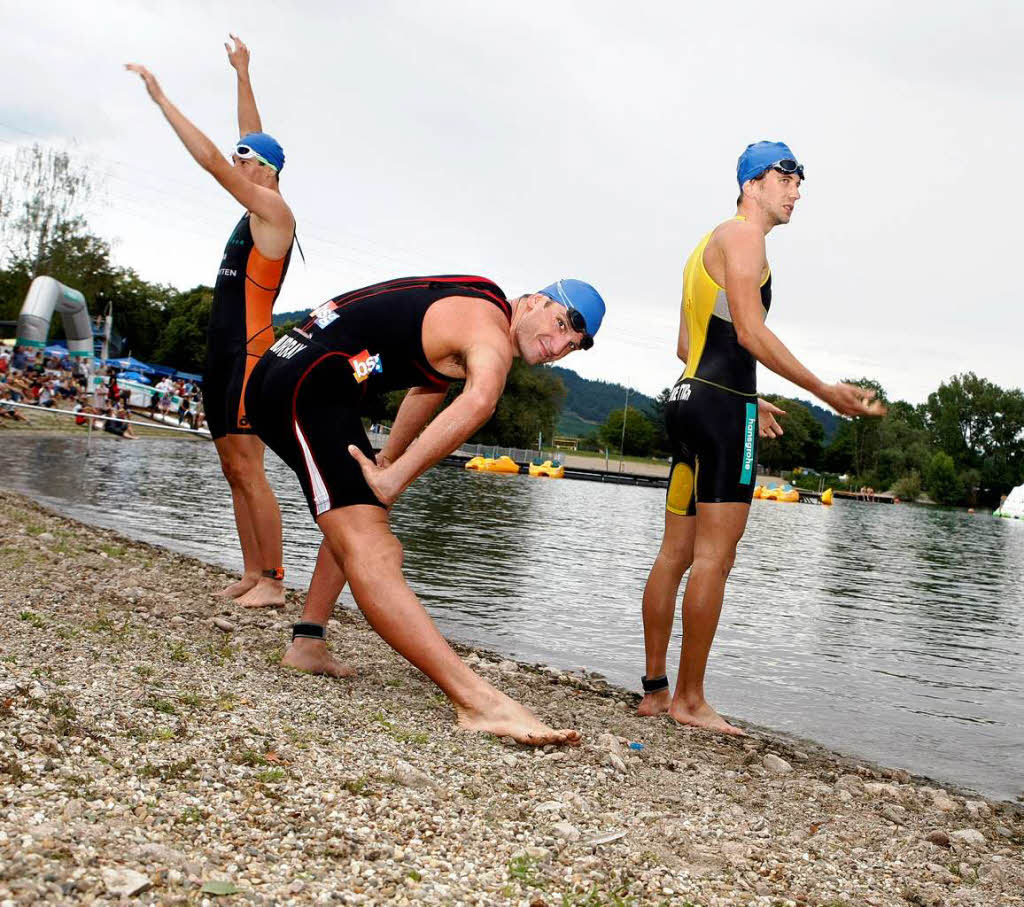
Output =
[{"x1": 350, "y1": 350, "x2": 383, "y2": 383}]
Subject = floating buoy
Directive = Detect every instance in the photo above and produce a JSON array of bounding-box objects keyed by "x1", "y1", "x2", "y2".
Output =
[{"x1": 821, "y1": 488, "x2": 833, "y2": 506}]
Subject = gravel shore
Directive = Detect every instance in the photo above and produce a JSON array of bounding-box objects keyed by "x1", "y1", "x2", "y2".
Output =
[{"x1": 1, "y1": 488, "x2": 1021, "y2": 905}]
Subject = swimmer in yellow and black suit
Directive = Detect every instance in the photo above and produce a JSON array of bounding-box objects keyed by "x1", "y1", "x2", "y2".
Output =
[{"x1": 638, "y1": 141, "x2": 885, "y2": 735}]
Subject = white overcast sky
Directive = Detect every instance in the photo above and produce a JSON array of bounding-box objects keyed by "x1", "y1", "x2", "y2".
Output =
[{"x1": 1, "y1": 0, "x2": 1021, "y2": 404}]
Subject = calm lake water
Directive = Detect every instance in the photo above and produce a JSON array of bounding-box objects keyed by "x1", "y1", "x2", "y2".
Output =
[{"x1": 3, "y1": 434, "x2": 1023, "y2": 801}]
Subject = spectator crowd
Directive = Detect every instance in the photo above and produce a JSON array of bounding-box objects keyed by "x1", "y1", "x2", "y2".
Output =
[{"x1": 0, "y1": 344, "x2": 205, "y2": 439}]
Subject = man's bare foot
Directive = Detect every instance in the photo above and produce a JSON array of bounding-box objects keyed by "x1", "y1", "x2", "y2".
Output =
[
  {"x1": 214, "y1": 573, "x2": 259, "y2": 598},
  {"x1": 668, "y1": 699, "x2": 746, "y2": 736},
  {"x1": 236, "y1": 577, "x2": 286, "y2": 609},
  {"x1": 281, "y1": 639, "x2": 355, "y2": 678},
  {"x1": 637, "y1": 688, "x2": 671, "y2": 717},
  {"x1": 455, "y1": 689, "x2": 580, "y2": 746}
]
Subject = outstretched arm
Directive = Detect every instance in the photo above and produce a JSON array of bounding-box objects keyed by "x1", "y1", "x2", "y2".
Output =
[
  {"x1": 125, "y1": 64, "x2": 290, "y2": 227},
  {"x1": 225, "y1": 34, "x2": 262, "y2": 137},
  {"x1": 377, "y1": 385, "x2": 448, "y2": 466},
  {"x1": 723, "y1": 225, "x2": 885, "y2": 418},
  {"x1": 350, "y1": 339, "x2": 511, "y2": 505}
]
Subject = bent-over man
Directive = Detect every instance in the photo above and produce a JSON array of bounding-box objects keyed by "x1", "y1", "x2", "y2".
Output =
[{"x1": 246, "y1": 275, "x2": 606, "y2": 745}]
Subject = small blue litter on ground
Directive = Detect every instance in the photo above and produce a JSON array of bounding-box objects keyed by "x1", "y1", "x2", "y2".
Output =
[{"x1": 628, "y1": 742, "x2": 644, "y2": 751}]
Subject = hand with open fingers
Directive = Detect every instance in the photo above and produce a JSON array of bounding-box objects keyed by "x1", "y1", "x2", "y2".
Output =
[
  {"x1": 124, "y1": 64, "x2": 164, "y2": 103},
  {"x1": 349, "y1": 445, "x2": 401, "y2": 506},
  {"x1": 757, "y1": 397, "x2": 786, "y2": 438},
  {"x1": 824, "y1": 382, "x2": 888, "y2": 418},
  {"x1": 225, "y1": 34, "x2": 250, "y2": 73}
]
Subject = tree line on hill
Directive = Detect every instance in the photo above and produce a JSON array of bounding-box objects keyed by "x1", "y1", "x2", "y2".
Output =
[{"x1": 4, "y1": 146, "x2": 1020, "y2": 507}]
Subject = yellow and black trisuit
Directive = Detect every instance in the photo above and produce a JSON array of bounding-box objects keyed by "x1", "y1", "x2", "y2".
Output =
[{"x1": 665, "y1": 216, "x2": 771, "y2": 514}]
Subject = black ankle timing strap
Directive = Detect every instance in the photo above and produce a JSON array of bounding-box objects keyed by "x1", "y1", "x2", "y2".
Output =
[
  {"x1": 641, "y1": 674, "x2": 669, "y2": 693},
  {"x1": 292, "y1": 622, "x2": 326, "y2": 641}
]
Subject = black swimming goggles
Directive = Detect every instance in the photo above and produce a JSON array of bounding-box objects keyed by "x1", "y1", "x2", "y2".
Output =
[
  {"x1": 769, "y1": 158, "x2": 805, "y2": 180},
  {"x1": 562, "y1": 306, "x2": 594, "y2": 351}
]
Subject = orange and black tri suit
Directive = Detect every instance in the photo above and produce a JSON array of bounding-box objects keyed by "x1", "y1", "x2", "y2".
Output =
[
  {"x1": 665, "y1": 216, "x2": 771, "y2": 514},
  {"x1": 202, "y1": 213, "x2": 292, "y2": 439}
]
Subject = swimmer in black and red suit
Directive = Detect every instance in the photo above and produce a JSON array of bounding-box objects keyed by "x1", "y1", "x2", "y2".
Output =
[{"x1": 246, "y1": 275, "x2": 606, "y2": 744}]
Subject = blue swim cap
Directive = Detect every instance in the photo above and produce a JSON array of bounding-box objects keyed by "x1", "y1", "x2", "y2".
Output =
[
  {"x1": 237, "y1": 132, "x2": 285, "y2": 172},
  {"x1": 537, "y1": 279, "x2": 606, "y2": 341},
  {"x1": 737, "y1": 140, "x2": 800, "y2": 187}
]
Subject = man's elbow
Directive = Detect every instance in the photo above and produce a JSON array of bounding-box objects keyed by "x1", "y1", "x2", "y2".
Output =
[
  {"x1": 200, "y1": 148, "x2": 226, "y2": 175},
  {"x1": 734, "y1": 325, "x2": 758, "y2": 354},
  {"x1": 464, "y1": 389, "x2": 499, "y2": 426}
]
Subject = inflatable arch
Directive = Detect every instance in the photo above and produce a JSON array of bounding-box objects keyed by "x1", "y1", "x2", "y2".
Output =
[{"x1": 15, "y1": 276, "x2": 93, "y2": 357}]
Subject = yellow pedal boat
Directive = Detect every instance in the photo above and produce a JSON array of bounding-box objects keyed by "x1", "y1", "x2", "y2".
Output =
[
  {"x1": 465, "y1": 455, "x2": 521, "y2": 474},
  {"x1": 528, "y1": 459, "x2": 565, "y2": 479},
  {"x1": 760, "y1": 483, "x2": 800, "y2": 503}
]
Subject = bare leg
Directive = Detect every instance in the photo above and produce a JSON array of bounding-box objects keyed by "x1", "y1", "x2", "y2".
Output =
[
  {"x1": 669, "y1": 502, "x2": 749, "y2": 736},
  {"x1": 214, "y1": 434, "x2": 286, "y2": 608},
  {"x1": 638, "y1": 510, "x2": 695, "y2": 716},
  {"x1": 213, "y1": 470, "x2": 261, "y2": 598},
  {"x1": 281, "y1": 540, "x2": 355, "y2": 677},
  {"x1": 319, "y1": 506, "x2": 579, "y2": 746}
]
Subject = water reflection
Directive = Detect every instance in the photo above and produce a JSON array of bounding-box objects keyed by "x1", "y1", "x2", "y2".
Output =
[{"x1": 2, "y1": 434, "x2": 1022, "y2": 800}]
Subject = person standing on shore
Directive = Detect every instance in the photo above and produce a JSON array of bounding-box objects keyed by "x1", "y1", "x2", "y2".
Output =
[
  {"x1": 126, "y1": 35, "x2": 294, "y2": 609},
  {"x1": 245, "y1": 275, "x2": 605, "y2": 744},
  {"x1": 638, "y1": 141, "x2": 885, "y2": 735}
]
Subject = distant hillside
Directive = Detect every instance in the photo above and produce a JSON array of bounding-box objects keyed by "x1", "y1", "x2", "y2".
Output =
[
  {"x1": 797, "y1": 398, "x2": 840, "y2": 444},
  {"x1": 273, "y1": 309, "x2": 307, "y2": 326},
  {"x1": 549, "y1": 366, "x2": 657, "y2": 438},
  {"x1": 780, "y1": 397, "x2": 840, "y2": 444}
]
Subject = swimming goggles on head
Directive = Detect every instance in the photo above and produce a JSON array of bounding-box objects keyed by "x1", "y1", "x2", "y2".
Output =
[
  {"x1": 562, "y1": 306, "x2": 593, "y2": 351},
  {"x1": 233, "y1": 144, "x2": 279, "y2": 172},
  {"x1": 768, "y1": 159, "x2": 805, "y2": 180}
]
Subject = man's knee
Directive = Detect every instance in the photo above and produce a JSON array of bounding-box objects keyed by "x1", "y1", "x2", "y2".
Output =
[
  {"x1": 659, "y1": 538, "x2": 694, "y2": 571},
  {"x1": 217, "y1": 445, "x2": 263, "y2": 487},
  {"x1": 694, "y1": 547, "x2": 737, "y2": 578},
  {"x1": 333, "y1": 522, "x2": 404, "y2": 583}
]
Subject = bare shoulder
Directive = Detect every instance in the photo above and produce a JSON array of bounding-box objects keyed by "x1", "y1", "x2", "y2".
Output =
[
  {"x1": 713, "y1": 218, "x2": 765, "y2": 267},
  {"x1": 249, "y1": 187, "x2": 295, "y2": 231},
  {"x1": 713, "y1": 217, "x2": 763, "y2": 247},
  {"x1": 423, "y1": 295, "x2": 513, "y2": 367},
  {"x1": 248, "y1": 191, "x2": 295, "y2": 259},
  {"x1": 429, "y1": 295, "x2": 511, "y2": 337}
]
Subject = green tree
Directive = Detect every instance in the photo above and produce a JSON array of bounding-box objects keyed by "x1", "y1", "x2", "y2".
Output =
[
  {"x1": 388, "y1": 362, "x2": 567, "y2": 448},
  {"x1": 600, "y1": 406, "x2": 655, "y2": 456},
  {"x1": 648, "y1": 387, "x2": 671, "y2": 456},
  {"x1": 925, "y1": 373, "x2": 1024, "y2": 504},
  {"x1": 925, "y1": 452, "x2": 963, "y2": 505},
  {"x1": 759, "y1": 396, "x2": 824, "y2": 472},
  {"x1": 152, "y1": 286, "x2": 213, "y2": 372},
  {"x1": 473, "y1": 361, "x2": 566, "y2": 447}
]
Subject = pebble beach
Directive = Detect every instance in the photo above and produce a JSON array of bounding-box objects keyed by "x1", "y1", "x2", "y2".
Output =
[{"x1": 1, "y1": 486, "x2": 1022, "y2": 906}]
